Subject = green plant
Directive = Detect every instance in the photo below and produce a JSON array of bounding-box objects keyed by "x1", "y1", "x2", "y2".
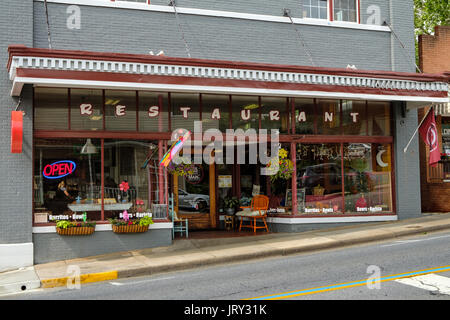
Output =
[
  {"x1": 138, "y1": 216, "x2": 154, "y2": 227},
  {"x1": 56, "y1": 220, "x2": 72, "y2": 229},
  {"x1": 224, "y1": 196, "x2": 239, "y2": 209},
  {"x1": 108, "y1": 216, "x2": 154, "y2": 227},
  {"x1": 56, "y1": 220, "x2": 96, "y2": 229}
]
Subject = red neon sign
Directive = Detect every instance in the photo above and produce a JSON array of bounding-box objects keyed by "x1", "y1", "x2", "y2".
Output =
[{"x1": 43, "y1": 161, "x2": 77, "y2": 179}]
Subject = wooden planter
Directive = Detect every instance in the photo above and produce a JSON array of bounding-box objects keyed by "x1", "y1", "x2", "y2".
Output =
[
  {"x1": 111, "y1": 224, "x2": 149, "y2": 234},
  {"x1": 56, "y1": 226, "x2": 95, "y2": 236}
]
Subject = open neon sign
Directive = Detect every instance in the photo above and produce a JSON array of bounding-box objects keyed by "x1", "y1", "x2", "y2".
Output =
[{"x1": 43, "y1": 160, "x2": 77, "y2": 179}]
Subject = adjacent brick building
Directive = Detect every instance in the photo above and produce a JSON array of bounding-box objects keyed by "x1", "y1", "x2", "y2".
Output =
[{"x1": 418, "y1": 26, "x2": 450, "y2": 212}]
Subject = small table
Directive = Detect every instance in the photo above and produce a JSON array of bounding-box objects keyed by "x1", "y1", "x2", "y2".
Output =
[{"x1": 224, "y1": 215, "x2": 235, "y2": 231}]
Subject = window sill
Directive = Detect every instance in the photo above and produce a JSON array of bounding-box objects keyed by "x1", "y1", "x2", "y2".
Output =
[{"x1": 35, "y1": 0, "x2": 391, "y2": 33}]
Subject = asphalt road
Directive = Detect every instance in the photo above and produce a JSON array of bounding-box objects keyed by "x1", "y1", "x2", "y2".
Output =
[{"x1": 5, "y1": 230, "x2": 450, "y2": 302}]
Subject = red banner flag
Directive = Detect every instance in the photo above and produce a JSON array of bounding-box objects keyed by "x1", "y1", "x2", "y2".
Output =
[
  {"x1": 418, "y1": 108, "x2": 440, "y2": 167},
  {"x1": 11, "y1": 111, "x2": 23, "y2": 153}
]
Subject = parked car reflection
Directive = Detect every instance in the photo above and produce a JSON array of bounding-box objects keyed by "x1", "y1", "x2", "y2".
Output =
[
  {"x1": 298, "y1": 163, "x2": 342, "y2": 195},
  {"x1": 178, "y1": 189, "x2": 210, "y2": 212}
]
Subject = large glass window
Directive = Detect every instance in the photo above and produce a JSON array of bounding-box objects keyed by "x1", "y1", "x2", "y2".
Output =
[
  {"x1": 295, "y1": 142, "x2": 393, "y2": 215},
  {"x1": 201, "y1": 94, "x2": 230, "y2": 132},
  {"x1": 334, "y1": 0, "x2": 357, "y2": 22},
  {"x1": 294, "y1": 98, "x2": 315, "y2": 134},
  {"x1": 103, "y1": 139, "x2": 160, "y2": 220},
  {"x1": 104, "y1": 90, "x2": 137, "y2": 131},
  {"x1": 260, "y1": 97, "x2": 290, "y2": 134},
  {"x1": 70, "y1": 89, "x2": 103, "y2": 131},
  {"x1": 33, "y1": 138, "x2": 166, "y2": 223},
  {"x1": 343, "y1": 143, "x2": 393, "y2": 213},
  {"x1": 34, "y1": 88, "x2": 69, "y2": 130},
  {"x1": 297, "y1": 143, "x2": 343, "y2": 214},
  {"x1": 34, "y1": 138, "x2": 102, "y2": 222},
  {"x1": 440, "y1": 118, "x2": 450, "y2": 180},
  {"x1": 368, "y1": 101, "x2": 391, "y2": 136},
  {"x1": 303, "y1": 0, "x2": 328, "y2": 19},
  {"x1": 231, "y1": 96, "x2": 259, "y2": 132},
  {"x1": 342, "y1": 100, "x2": 367, "y2": 135},
  {"x1": 170, "y1": 93, "x2": 201, "y2": 133},
  {"x1": 316, "y1": 99, "x2": 341, "y2": 135},
  {"x1": 138, "y1": 91, "x2": 169, "y2": 132}
]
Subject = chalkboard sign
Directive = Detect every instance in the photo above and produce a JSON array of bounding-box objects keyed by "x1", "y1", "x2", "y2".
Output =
[{"x1": 285, "y1": 188, "x2": 306, "y2": 211}]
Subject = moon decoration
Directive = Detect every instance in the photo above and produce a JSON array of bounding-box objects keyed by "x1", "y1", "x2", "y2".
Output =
[{"x1": 376, "y1": 149, "x2": 388, "y2": 168}]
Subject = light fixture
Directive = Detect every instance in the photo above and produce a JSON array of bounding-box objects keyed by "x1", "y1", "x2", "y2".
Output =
[{"x1": 81, "y1": 139, "x2": 97, "y2": 154}]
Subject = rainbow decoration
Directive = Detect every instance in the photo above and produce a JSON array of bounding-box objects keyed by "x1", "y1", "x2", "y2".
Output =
[{"x1": 159, "y1": 130, "x2": 191, "y2": 167}]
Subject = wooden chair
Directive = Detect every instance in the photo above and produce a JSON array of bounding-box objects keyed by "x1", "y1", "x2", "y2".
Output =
[
  {"x1": 169, "y1": 193, "x2": 188, "y2": 239},
  {"x1": 235, "y1": 195, "x2": 269, "y2": 233}
]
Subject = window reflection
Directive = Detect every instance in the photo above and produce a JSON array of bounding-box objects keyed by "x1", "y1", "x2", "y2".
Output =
[
  {"x1": 296, "y1": 143, "x2": 343, "y2": 214},
  {"x1": 343, "y1": 143, "x2": 393, "y2": 213}
]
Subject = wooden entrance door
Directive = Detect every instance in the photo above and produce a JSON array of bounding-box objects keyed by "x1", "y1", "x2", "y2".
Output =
[{"x1": 173, "y1": 162, "x2": 216, "y2": 230}]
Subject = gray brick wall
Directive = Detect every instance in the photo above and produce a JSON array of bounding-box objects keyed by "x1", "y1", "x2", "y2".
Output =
[
  {"x1": 152, "y1": 0, "x2": 298, "y2": 17},
  {"x1": 33, "y1": 1, "x2": 394, "y2": 70},
  {"x1": 33, "y1": 229, "x2": 172, "y2": 264},
  {"x1": 393, "y1": 103, "x2": 422, "y2": 219},
  {"x1": 0, "y1": 0, "x2": 33, "y2": 245}
]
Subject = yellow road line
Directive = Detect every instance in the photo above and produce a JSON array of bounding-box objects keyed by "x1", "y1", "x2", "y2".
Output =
[{"x1": 247, "y1": 265, "x2": 450, "y2": 300}]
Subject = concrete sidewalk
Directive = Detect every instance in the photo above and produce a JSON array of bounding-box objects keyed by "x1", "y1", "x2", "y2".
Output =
[{"x1": 2, "y1": 212, "x2": 450, "y2": 296}]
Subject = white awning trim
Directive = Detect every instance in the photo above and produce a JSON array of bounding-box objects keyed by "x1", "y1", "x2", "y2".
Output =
[
  {"x1": 9, "y1": 55, "x2": 449, "y2": 94},
  {"x1": 16, "y1": 76, "x2": 450, "y2": 103}
]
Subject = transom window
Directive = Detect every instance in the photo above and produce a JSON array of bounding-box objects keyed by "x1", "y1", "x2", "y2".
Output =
[{"x1": 303, "y1": 0, "x2": 328, "y2": 19}]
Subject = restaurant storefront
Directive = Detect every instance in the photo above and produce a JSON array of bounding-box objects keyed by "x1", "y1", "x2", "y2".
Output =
[
  {"x1": 7, "y1": 45, "x2": 449, "y2": 262},
  {"x1": 33, "y1": 90, "x2": 394, "y2": 228}
]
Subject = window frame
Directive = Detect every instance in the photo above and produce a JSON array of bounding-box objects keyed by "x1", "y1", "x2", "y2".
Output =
[
  {"x1": 331, "y1": 0, "x2": 361, "y2": 24},
  {"x1": 302, "y1": 0, "x2": 330, "y2": 21}
]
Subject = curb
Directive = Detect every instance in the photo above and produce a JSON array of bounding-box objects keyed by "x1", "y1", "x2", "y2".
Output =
[
  {"x1": 40, "y1": 271, "x2": 118, "y2": 288},
  {"x1": 37, "y1": 220, "x2": 450, "y2": 289}
]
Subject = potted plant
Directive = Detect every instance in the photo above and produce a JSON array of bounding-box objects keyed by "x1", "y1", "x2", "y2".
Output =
[
  {"x1": 109, "y1": 213, "x2": 154, "y2": 234},
  {"x1": 56, "y1": 220, "x2": 96, "y2": 236},
  {"x1": 167, "y1": 156, "x2": 196, "y2": 176},
  {"x1": 266, "y1": 148, "x2": 294, "y2": 182},
  {"x1": 223, "y1": 196, "x2": 239, "y2": 215}
]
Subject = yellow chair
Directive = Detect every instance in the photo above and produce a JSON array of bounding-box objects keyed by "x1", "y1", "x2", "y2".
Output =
[{"x1": 235, "y1": 195, "x2": 269, "y2": 233}]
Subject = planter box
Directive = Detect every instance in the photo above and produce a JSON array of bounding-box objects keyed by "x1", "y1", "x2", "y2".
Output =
[
  {"x1": 56, "y1": 226, "x2": 95, "y2": 236},
  {"x1": 111, "y1": 224, "x2": 149, "y2": 234}
]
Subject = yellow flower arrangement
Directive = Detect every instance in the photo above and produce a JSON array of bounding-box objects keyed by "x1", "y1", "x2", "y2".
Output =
[{"x1": 266, "y1": 148, "x2": 294, "y2": 182}]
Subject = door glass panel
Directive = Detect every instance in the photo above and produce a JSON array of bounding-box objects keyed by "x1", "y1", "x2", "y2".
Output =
[{"x1": 177, "y1": 163, "x2": 210, "y2": 214}]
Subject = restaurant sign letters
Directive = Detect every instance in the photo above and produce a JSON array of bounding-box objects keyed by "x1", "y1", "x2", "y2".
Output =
[
  {"x1": 43, "y1": 160, "x2": 77, "y2": 179},
  {"x1": 78, "y1": 104, "x2": 361, "y2": 123}
]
